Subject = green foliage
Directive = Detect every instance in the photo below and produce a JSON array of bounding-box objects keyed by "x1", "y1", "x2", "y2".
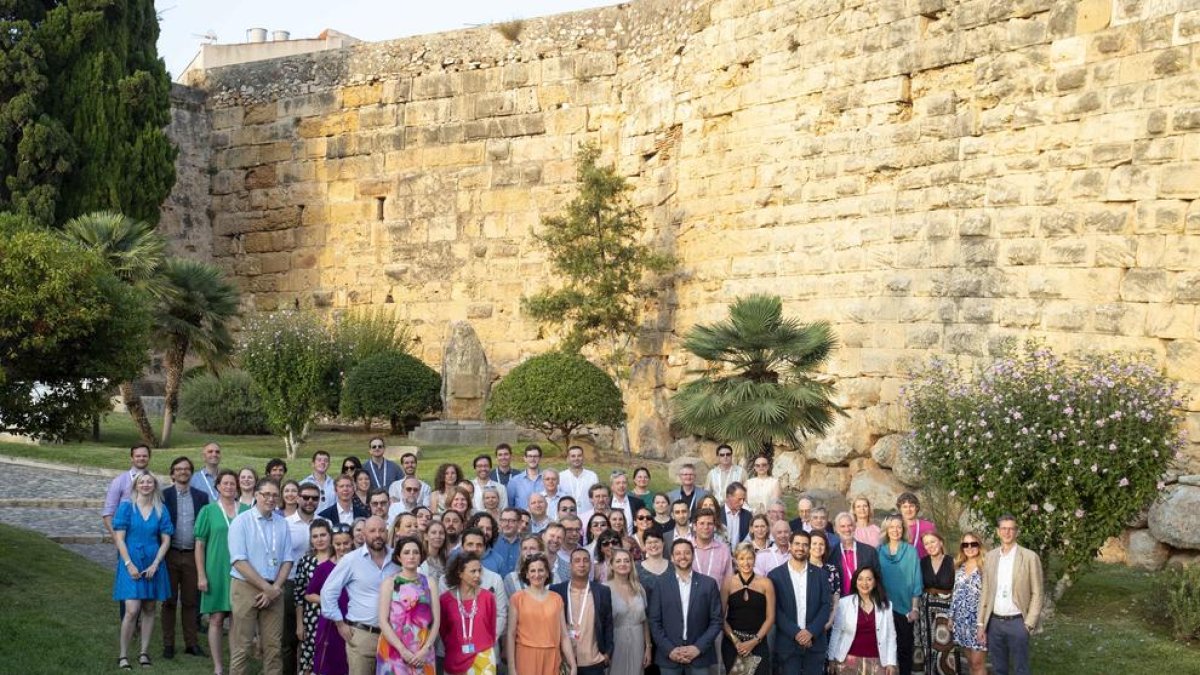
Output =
[
  {"x1": 179, "y1": 370, "x2": 270, "y2": 435},
  {"x1": 522, "y1": 143, "x2": 674, "y2": 368},
  {"x1": 485, "y1": 351, "x2": 625, "y2": 445},
  {"x1": 0, "y1": 1, "x2": 175, "y2": 225},
  {"x1": 340, "y1": 351, "x2": 440, "y2": 433},
  {"x1": 334, "y1": 307, "x2": 414, "y2": 368},
  {"x1": 671, "y1": 294, "x2": 841, "y2": 459},
  {"x1": 0, "y1": 213, "x2": 152, "y2": 439},
  {"x1": 1166, "y1": 563, "x2": 1200, "y2": 642},
  {"x1": 905, "y1": 340, "x2": 1184, "y2": 586},
  {"x1": 240, "y1": 311, "x2": 340, "y2": 458}
]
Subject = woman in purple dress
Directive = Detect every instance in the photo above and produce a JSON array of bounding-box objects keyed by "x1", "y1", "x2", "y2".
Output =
[{"x1": 307, "y1": 528, "x2": 356, "y2": 675}]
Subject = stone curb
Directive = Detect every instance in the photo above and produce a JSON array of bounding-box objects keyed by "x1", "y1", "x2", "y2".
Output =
[
  {"x1": 0, "y1": 454, "x2": 120, "y2": 478},
  {"x1": 0, "y1": 498, "x2": 105, "y2": 508},
  {"x1": 50, "y1": 534, "x2": 112, "y2": 544}
]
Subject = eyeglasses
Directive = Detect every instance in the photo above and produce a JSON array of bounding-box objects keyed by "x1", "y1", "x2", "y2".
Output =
[
  {"x1": 258, "y1": 491, "x2": 279, "y2": 500},
  {"x1": 601, "y1": 541, "x2": 615, "y2": 547},
  {"x1": 299, "y1": 495, "x2": 320, "y2": 502},
  {"x1": 718, "y1": 452, "x2": 732, "y2": 457},
  {"x1": 404, "y1": 487, "x2": 419, "y2": 493},
  {"x1": 961, "y1": 542, "x2": 980, "y2": 549},
  {"x1": 370, "y1": 444, "x2": 384, "y2": 449}
]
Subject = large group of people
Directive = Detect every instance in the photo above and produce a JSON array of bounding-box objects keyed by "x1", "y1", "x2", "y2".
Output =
[{"x1": 102, "y1": 440, "x2": 1043, "y2": 675}]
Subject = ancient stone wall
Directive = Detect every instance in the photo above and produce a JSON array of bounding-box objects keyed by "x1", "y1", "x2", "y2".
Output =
[
  {"x1": 172, "y1": 0, "x2": 1200, "y2": 566},
  {"x1": 160, "y1": 84, "x2": 214, "y2": 262}
]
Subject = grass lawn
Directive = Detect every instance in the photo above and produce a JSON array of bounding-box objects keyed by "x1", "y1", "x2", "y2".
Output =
[
  {"x1": 0, "y1": 522, "x2": 1196, "y2": 675},
  {"x1": 0, "y1": 415, "x2": 679, "y2": 491}
]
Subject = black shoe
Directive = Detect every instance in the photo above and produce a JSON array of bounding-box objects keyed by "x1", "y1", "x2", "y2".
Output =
[
  {"x1": 184, "y1": 645, "x2": 206, "y2": 657},
  {"x1": 162, "y1": 645, "x2": 175, "y2": 659}
]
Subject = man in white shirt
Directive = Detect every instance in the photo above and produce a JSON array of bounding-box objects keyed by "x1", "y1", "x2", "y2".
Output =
[
  {"x1": 767, "y1": 530, "x2": 831, "y2": 675},
  {"x1": 608, "y1": 470, "x2": 644, "y2": 533},
  {"x1": 704, "y1": 444, "x2": 744, "y2": 501},
  {"x1": 647, "y1": 539, "x2": 723, "y2": 673},
  {"x1": 977, "y1": 514, "x2": 1043, "y2": 675},
  {"x1": 469, "y1": 453, "x2": 507, "y2": 511},
  {"x1": 388, "y1": 452, "x2": 431, "y2": 507},
  {"x1": 720, "y1": 482, "x2": 751, "y2": 548},
  {"x1": 540, "y1": 468, "x2": 565, "y2": 515},
  {"x1": 386, "y1": 477, "x2": 424, "y2": 527},
  {"x1": 755, "y1": 519, "x2": 792, "y2": 575},
  {"x1": 559, "y1": 445, "x2": 599, "y2": 515},
  {"x1": 320, "y1": 517, "x2": 398, "y2": 675},
  {"x1": 317, "y1": 475, "x2": 367, "y2": 526},
  {"x1": 300, "y1": 450, "x2": 337, "y2": 513}
]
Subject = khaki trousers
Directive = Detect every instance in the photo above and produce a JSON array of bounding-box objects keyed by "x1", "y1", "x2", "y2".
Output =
[
  {"x1": 346, "y1": 624, "x2": 380, "y2": 675},
  {"x1": 230, "y1": 578, "x2": 284, "y2": 675}
]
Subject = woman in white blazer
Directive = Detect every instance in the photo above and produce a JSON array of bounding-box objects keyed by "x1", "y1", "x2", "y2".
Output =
[{"x1": 827, "y1": 566, "x2": 899, "y2": 674}]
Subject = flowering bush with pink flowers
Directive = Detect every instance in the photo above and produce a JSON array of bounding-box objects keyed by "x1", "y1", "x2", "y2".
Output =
[{"x1": 905, "y1": 340, "x2": 1185, "y2": 585}]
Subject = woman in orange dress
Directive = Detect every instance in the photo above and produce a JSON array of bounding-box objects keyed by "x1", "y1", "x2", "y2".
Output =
[{"x1": 506, "y1": 553, "x2": 577, "y2": 675}]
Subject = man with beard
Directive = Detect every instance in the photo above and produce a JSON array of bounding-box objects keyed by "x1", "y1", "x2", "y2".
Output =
[
  {"x1": 320, "y1": 517, "x2": 399, "y2": 675},
  {"x1": 649, "y1": 539, "x2": 723, "y2": 674}
]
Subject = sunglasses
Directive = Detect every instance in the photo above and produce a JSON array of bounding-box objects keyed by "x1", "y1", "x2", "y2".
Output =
[
  {"x1": 601, "y1": 541, "x2": 615, "y2": 547},
  {"x1": 299, "y1": 495, "x2": 320, "y2": 502},
  {"x1": 718, "y1": 453, "x2": 732, "y2": 457},
  {"x1": 636, "y1": 515, "x2": 653, "y2": 521},
  {"x1": 961, "y1": 542, "x2": 980, "y2": 549},
  {"x1": 404, "y1": 487, "x2": 419, "y2": 493},
  {"x1": 332, "y1": 524, "x2": 352, "y2": 534}
]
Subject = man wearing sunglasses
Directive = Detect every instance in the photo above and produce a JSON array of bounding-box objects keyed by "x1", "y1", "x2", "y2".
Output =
[
  {"x1": 364, "y1": 437, "x2": 402, "y2": 490},
  {"x1": 704, "y1": 444, "x2": 744, "y2": 503}
]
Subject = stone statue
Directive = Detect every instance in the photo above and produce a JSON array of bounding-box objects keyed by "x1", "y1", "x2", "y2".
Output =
[{"x1": 440, "y1": 321, "x2": 490, "y2": 420}]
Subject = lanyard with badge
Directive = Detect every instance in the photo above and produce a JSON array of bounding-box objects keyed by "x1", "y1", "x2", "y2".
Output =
[
  {"x1": 567, "y1": 582, "x2": 590, "y2": 641},
  {"x1": 253, "y1": 514, "x2": 279, "y2": 568},
  {"x1": 456, "y1": 590, "x2": 478, "y2": 654}
]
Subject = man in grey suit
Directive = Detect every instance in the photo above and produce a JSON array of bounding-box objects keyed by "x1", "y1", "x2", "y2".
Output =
[
  {"x1": 665, "y1": 463, "x2": 709, "y2": 513},
  {"x1": 768, "y1": 530, "x2": 832, "y2": 675},
  {"x1": 648, "y1": 539, "x2": 724, "y2": 675}
]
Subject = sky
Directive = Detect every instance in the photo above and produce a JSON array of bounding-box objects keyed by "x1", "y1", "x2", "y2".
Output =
[{"x1": 154, "y1": 1, "x2": 620, "y2": 78}]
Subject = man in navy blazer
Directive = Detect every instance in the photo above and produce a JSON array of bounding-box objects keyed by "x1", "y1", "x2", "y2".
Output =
[
  {"x1": 718, "y1": 482, "x2": 752, "y2": 547},
  {"x1": 317, "y1": 474, "x2": 369, "y2": 525},
  {"x1": 649, "y1": 539, "x2": 724, "y2": 674},
  {"x1": 551, "y1": 549, "x2": 613, "y2": 674},
  {"x1": 828, "y1": 512, "x2": 881, "y2": 597},
  {"x1": 161, "y1": 456, "x2": 210, "y2": 658},
  {"x1": 768, "y1": 530, "x2": 832, "y2": 675}
]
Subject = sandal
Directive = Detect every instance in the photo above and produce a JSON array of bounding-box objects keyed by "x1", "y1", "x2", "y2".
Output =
[
  {"x1": 117, "y1": 656, "x2": 132, "y2": 670},
  {"x1": 138, "y1": 652, "x2": 152, "y2": 668}
]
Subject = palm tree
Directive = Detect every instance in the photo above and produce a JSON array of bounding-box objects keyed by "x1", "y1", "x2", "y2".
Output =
[
  {"x1": 671, "y1": 294, "x2": 843, "y2": 461},
  {"x1": 61, "y1": 211, "x2": 168, "y2": 447},
  {"x1": 157, "y1": 258, "x2": 241, "y2": 446}
]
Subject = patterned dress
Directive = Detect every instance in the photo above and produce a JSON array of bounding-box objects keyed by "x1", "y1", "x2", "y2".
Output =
[
  {"x1": 949, "y1": 565, "x2": 986, "y2": 652},
  {"x1": 293, "y1": 553, "x2": 323, "y2": 673},
  {"x1": 377, "y1": 573, "x2": 437, "y2": 675}
]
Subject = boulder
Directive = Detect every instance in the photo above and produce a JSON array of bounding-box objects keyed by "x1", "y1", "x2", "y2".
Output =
[
  {"x1": 1178, "y1": 474, "x2": 1200, "y2": 487},
  {"x1": 892, "y1": 437, "x2": 925, "y2": 487},
  {"x1": 1167, "y1": 551, "x2": 1200, "y2": 569},
  {"x1": 1148, "y1": 485, "x2": 1200, "y2": 550},
  {"x1": 1126, "y1": 529, "x2": 1170, "y2": 571},
  {"x1": 807, "y1": 415, "x2": 872, "y2": 466},
  {"x1": 805, "y1": 488, "x2": 850, "y2": 518},
  {"x1": 847, "y1": 463, "x2": 907, "y2": 508},
  {"x1": 667, "y1": 455, "x2": 709, "y2": 487},
  {"x1": 440, "y1": 321, "x2": 490, "y2": 420},
  {"x1": 806, "y1": 464, "x2": 851, "y2": 494},
  {"x1": 772, "y1": 451, "x2": 807, "y2": 490},
  {"x1": 1096, "y1": 533, "x2": 1127, "y2": 565},
  {"x1": 870, "y1": 434, "x2": 904, "y2": 468}
]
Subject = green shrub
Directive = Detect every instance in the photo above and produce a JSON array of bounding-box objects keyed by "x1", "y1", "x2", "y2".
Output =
[
  {"x1": 340, "y1": 350, "x2": 440, "y2": 433},
  {"x1": 1167, "y1": 563, "x2": 1200, "y2": 642},
  {"x1": 179, "y1": 371, "x2": 270, "y2": 435},
  {"x1": 486, "y1": 351, "x2": 625, "y2": 445},
  {"x1": 905, "y1": 340, "x2": 1184, "y2": 587}
]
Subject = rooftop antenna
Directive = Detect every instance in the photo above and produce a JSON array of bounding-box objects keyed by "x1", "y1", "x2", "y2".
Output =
[{"x1": 191, "y1": 30, "x2": 219, "y2": 44}]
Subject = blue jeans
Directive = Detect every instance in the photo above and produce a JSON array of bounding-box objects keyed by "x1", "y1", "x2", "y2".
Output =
[
  {"x1": 986, "y1": 615, "x2": 1031, "y2": 675},
  {"x1": 660, "y1": 666, "x2": 711, "y2": 675}
]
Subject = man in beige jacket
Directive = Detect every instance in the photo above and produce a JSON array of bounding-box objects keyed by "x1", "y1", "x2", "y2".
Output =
[{"x1": 975, "y1": 514, "x2": 1043, "y2": 675}]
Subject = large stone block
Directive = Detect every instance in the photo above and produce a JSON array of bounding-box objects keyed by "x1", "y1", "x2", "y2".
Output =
[
  {"x1": 1148, "y1": 485, "x2": 1200, "y2": 549},
  {"x1": 1126, "y1": 528, "x2": 1171, "y2": 570},
  {"x1": 440, "y1": 321, "x2": 491, "y2": 420},
  {"x1": 847, "y1": 463, "x2": 908, "y2": 508}
]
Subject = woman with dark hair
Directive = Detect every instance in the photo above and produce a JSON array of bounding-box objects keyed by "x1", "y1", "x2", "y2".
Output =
[
  {"x1": 918, "y1": 531, "x2": 958, "y2": 675},
  {"x1": 632, "y1": 506, "x2": 660, "y2": 552},
  {"x1": 194, "y1": 469, "x2": 250, "y2": 675},
  {"x1": 748, "y1": 513, "x2": 772, "y2": 553},
  {"x1": 607, "y1": 510, "x2": 643, "y2": 561},
  {"x1": 651, "y1": 493, "x2": 673, "y2": 528},
  {"x1": 631, "y1": 466, "x2": 655, "y2": 503},
  {"x1": 431, "y1": 463, "x2": 464, "y2": 514},
  {"x1": 585, "y1": 512, "x2": 611, "y2": 548},
  {"x1": 420, "y1": 520, "x2": 449, "y2": 586},
  {"x1": 439, "y1": 552, "x2": 497, "y2": 675},
  {"x1": 809, "y1": 530, "x2": 842, "y2": 632},
  {"x1": 307, "y1": 527, "x2": 355, "y2": 675},
  {"x1": 352, "y1": 469, "x2": 372, "y2": 511},
  {"x1": 340, "y1": 456, "x2": 362, "y2": 476},
  {"x1": 827, "y1": 567, "x2": 899, "y2": 674},
  {"x1": 508, "y1": 554, "x2": 576, "y2": 675},
  {"x1": 593, "y1": 528, "x2": 624, "y2": 582},
  {"x1": 350, "y1": 517, "x2": 367, "y2": 547},
  {"x1": 896, "y1": 492, "x2": 937, "y2": 559},
  {"x1": 280, "y1": 479, "x2": 302, "y2": 518},
  {"x1": 878, "y1": 514, "x2": 923, "y2": 675},
  {"x1": 294, "y1": 520, "x2": 333, "y2": 675},
  {"x1": 378, "y1": 536, "x2": 440, "y2": 674}
]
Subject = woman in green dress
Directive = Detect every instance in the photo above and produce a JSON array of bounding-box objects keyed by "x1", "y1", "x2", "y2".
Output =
[{"x1": 194, "y1": 469, "x2": 250, "y2": 675}]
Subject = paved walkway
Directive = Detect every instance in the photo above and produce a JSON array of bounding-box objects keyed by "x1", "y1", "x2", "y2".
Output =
[{"x1": 0, "y1": 461, "x2": 118, "y2": 568}]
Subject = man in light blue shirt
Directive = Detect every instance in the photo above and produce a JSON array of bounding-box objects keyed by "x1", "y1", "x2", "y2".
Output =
[
  {"x1": 320, "y1": 516, "x2": 399, "y2": 675},
  {"x1": 227, "y1": 478, "x2": 294, "y2": 675},
  {"x1": 506, "y1": 444, "x2": 545, "y2": 509}
]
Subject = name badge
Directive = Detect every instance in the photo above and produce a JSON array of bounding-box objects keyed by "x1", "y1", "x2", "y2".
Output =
[
  {"x1": 569, "y1": 629, "x2": 580, "y2": 641},
  {"x1": 462, "y1": 644, "x2": 476, "y2": 654},
  {"x1": 269, "y1": 558, "x2": 278, "y2": 568}
]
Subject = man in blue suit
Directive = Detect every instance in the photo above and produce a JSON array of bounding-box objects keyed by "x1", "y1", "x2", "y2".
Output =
[
  {"x1": 162, "y1": 456, "x2": 210, "y2": 659},
  {"x1": 768, "y1": 530, "x2": 832, "y2": 675},
  {"x1": 649, "y1": 539, "x2": 724, "y2": 675}
]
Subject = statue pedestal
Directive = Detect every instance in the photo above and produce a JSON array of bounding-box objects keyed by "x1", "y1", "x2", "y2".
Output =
[{"x1": 409, "y1": 420, "x2": 531, "y2": 446}]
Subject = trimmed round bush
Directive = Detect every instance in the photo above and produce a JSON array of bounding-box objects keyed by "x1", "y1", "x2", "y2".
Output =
[
  {"x1": 179, "y1": 370, "x2": 271, "y2": 435},
  {"x1": 340, "y1": 350, "x2": 441, "y2": 433},
  {"x1": 485, "y1": 351, "x2": 625, "y2": 443}
]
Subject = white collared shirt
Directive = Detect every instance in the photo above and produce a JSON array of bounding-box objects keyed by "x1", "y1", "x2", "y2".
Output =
[
  {"x1": 994, "y1": 546, "x2": 1020, "y2": 615},
  {"x1": 725, "y1": 507, "x2": 743, "y2": 545},
  {"x1": 677, "y1": 571, "x2": 692, "y2": 640},
  {"x1": 560, "y1": 468, "x2": 600, "y2": 515},
  {"x1": 789, "y1": 562, "x2": 809, "y2": 631}
]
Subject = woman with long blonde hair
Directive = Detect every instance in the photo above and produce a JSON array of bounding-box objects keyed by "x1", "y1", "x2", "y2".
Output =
[
  {"x1": 853, "y1": 496, "x2": 881, "y2": 547},
  {"x1": 113, "y1": 472, "x2": 173, "y2": 670},
  {"x1": 605, "y1": 548, "x2": 651, "y2": 675},
  {"x1": 949, "y1": 533, "x2": 988, "y2": 675}
]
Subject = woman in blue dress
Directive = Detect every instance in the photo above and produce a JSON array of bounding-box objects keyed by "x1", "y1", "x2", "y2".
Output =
[
  {"x1": 113, "y1": 472, "x2": 174, "y2": 670},
  {"x1": 948, "y1": 532, "x2": 987, "y2": 675}
]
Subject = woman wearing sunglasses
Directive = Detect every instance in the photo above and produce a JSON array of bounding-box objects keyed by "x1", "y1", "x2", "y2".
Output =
[{"x1": 949, "y1": 533, "x2": 987, "y2": 675}]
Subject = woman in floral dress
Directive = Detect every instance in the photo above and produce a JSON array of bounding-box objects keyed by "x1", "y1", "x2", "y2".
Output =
[
  {"x1": 295, "y1": 520, "x2": 334, "y2": 675},
  {"x1": 948, "y1": 533, "x2": 987, "y2": 675},
  {"x1": 377, "y1": 536, "x2": 440, "y2": 675}
]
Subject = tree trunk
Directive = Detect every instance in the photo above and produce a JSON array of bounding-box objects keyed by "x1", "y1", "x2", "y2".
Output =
[
  {"x1": 159, "y1": 337, "x2": 188, "y2": 447},
  {"x1": 119, "y1": 380, "x2": 157, "y2": 448}
]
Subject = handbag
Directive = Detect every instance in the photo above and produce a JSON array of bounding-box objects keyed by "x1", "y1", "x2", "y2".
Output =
[{"x1": 728, "y1": 630, "x2": 762, "y2": 675}]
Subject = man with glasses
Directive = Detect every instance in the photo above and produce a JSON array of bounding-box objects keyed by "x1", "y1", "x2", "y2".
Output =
[
  {"x1": 556, "y1": 496, "x2": 579, "y2": 522},
  {"x1": 469, "y1": 454, "x2": 508, "y2": 512},
  {"x1": 161, "y1": 456, "x2": 209, "y2": 659},
  {"x1": 365, "y1": 488, "x2": 390, "y2": 523},
  {"x1": 559, "y1": 445, "x2": 600, "y2": 516},
  {"x1": 493, "y1": 507, "x2": 523, "y2": 577},
  {"x1": 363, "y1": 437, "x2": 402, "y2": 490},
  {"x1": 320, "y1": 517, "x2": 399, "y2": 675},
  {"x1": 540, "y1": 468, "x2": 565, "y2": 515},
  {"x1": 608, "y1": 470, "x2": 644, "y2": 534},
  {"x1": 387, "y1": 453, "x2": 431, "y2": 507},
  {"x1": 228, "y1": 479, "x2": 295, "y2": 675},
  {"x1": 301, "y1": 450, "x2": 337, "y2": 512},
  {"x1": 507, "y1": 444, "x2": 545, "y2": 509},
  {"x1": 977, "y1": 514, "x2": 1043, "y2": 675},
  {"x1": 666, "y1": 464, "x2": 708, "y2": 513},
  {"x1": 766, "y1": 499, "x2": 789, "y2": 524},
  {"x1": 705, "y1": 444, "x2": 744, "y2": 503},
  {"x1": 558, "y1": 514, "x2": 583, "y2": 581}
]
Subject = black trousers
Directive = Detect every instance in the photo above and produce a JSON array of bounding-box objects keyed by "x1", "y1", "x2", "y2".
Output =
[{"x1": 894, "y1": 610, "x2": 915, "y2": 675}]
